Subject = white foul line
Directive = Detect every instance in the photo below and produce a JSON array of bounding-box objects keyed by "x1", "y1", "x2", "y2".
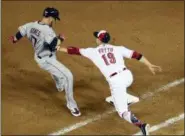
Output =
[
  {"x1": 49, "y1": 78, "x2": 184, "y2": 135},
  {"x1": 49, "y1": 109, "x2": 115, "y2": 135},
  {"x1": 141, "y1": 78, "x2": 184, "y2": 99},
  {"x1": 134, "y1": 113, "x2": 184, "y2": 135}
]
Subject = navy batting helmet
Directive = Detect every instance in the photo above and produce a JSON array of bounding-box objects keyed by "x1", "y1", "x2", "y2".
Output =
[
  {"x1": 93, "y1": 30, "x2": 111, "y2": 43},
  {"x1": 43, "y1": 7, "x2": 60, "y2": 20}
]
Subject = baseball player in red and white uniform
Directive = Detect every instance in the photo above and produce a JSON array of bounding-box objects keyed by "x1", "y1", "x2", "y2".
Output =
[
  {"x1": 9, "y1": 7, "x2": 81, "y2": 117},
  {"x1": 57, "y1": 30, "x2": 162, "y2": 135}
]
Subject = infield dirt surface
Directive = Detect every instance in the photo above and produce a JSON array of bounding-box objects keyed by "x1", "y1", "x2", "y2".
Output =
[{"x1": 2, "y1": 1, "x2": 184, "y2": 135}]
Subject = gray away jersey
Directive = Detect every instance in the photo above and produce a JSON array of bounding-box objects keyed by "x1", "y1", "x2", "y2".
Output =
[{"x1": 18, "y1": 21, "x2": 56, "y2": 57}]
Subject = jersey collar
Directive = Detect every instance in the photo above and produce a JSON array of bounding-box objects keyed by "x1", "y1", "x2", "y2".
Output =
[{"x1": 98, "y1": 43, "x2": 107, "y2": 47}]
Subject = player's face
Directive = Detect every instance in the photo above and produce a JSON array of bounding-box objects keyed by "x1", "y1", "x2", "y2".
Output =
[{"x1": 96, "y1": 38, "x2": 101, "y2": 45}]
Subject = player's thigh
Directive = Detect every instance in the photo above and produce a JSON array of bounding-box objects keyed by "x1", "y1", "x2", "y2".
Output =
[
  {"x1": 121, "y1": 70, "x2": 133, "y2": 87},
  {"x1": 38, "y1": 60, "x2": 65, "y2": 79},
  {"x1": 46, "y1": 59, "x2": 73, "y2": 80},
  {"x1": 111, "y1": 86, "x2": 128, "y2": 116}
]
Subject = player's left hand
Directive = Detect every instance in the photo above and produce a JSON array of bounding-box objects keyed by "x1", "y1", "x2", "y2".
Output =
[
  {"x1": 58, "y1": 33, "x2": 66, "y2": 42},
  {"x1": 148, "y1": 64, "x2": 162, "y2": 75},
  {"x1": 9, "y1": 36, "x2": 17, "y2": 44}
]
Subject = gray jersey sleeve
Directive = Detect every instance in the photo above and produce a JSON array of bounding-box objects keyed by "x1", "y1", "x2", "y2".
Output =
[{"x1": 18, "y1": 23, "x2": 31, "y2": 36}]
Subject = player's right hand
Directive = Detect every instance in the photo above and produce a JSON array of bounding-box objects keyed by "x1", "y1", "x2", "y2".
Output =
[
  {"x1": 148, "y1": 64, "x2": 162, "y2": 75},
  {"x1": 58, "y1": 34, "x2": 66, "y2": 42},
  {"x1": 9, "y1": 36, "x2": 17, "y2": 44}
]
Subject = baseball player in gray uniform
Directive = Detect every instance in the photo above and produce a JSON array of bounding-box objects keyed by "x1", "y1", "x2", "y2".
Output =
[{"x1": 9, "y1": 7, "x2": 81, "y2": 117}]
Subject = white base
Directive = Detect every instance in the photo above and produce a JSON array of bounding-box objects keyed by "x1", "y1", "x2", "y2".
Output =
[{"x1": 105, "y1": 93, "x2": 140, "y2": 105}]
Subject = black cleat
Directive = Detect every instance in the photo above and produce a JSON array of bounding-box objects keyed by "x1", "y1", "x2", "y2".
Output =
[
  {"x1": 140, "y1": 123, "x2": 150, "y2": 135},
  {"x1": 67, "y1": 104, "x2": 81, "y2": 117},
  {"x1": 68, "y1": 107, "x2": 81, "y2": 117},
  {"x1": 71, "y1": 108, "x2": 81, "y2": 117}
]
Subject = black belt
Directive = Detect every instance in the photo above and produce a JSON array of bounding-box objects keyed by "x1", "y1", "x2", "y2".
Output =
[
  {"x1": 109, "y1": 68, "x2": 127, "y2": 78},
  {"x1": 38, "y1": 54, "x2": 53, "y2": 59}
]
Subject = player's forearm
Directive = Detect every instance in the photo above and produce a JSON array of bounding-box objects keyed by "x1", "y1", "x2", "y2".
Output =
[
  {"x1": 57, "y1": 46, "x2": 81, "y2": 55},
  {"x1": 57, "y1": 39, "x2": 61, "y2": 46},
  {"x1": 139, "y1": 56, "x2": 153, "y2": 67},
  {"x1": 57, "y1": 47, "x2": 68, "y2": 53},
  {"x1": 57, "y1": 34, "x2": 65, "y2": 44},
  {"x1": 55, "y1": 34, "x2": 65, "y2": 49},
  {"x1": 131, "y1": 51, "x2": 152, "y2": 67}
]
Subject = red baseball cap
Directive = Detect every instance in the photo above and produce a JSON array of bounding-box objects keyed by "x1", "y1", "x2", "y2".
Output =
[{"x1": 93, "y1": 30, "x2": 111, "y2": 43}]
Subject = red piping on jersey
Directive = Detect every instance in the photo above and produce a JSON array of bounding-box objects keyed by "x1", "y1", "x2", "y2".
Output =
[
  {"x1": 132, "y1": 51, "x2": 143, "y2": 60},
  {"x1": 67, "y1": 47, "x2": 81, "y2": 55}
]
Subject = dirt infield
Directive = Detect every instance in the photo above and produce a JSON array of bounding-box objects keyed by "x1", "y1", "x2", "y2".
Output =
[{"x1": 2, "y1": 1, "x2": 184, "y2": 135}]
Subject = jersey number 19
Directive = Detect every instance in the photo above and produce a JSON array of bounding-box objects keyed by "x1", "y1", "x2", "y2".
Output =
[{"x1": 102, "y1": 53, "x2": 116, "y2": 65}]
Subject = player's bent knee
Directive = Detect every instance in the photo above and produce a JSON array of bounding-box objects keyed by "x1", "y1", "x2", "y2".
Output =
[{"x1": 118, "y1": 111, "x2": 128, "y2": 119}]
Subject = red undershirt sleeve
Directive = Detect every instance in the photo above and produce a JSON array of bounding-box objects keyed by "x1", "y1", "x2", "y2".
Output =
[
  {"x1": 67, "y1": 47, "x2": 81, "y2": 55},
  {"x1": 131, "y1": 51, "x2": 143, "y2": 60},
  {"x1": 66, "y1": 47, "x2": 94, "y2": 59}
]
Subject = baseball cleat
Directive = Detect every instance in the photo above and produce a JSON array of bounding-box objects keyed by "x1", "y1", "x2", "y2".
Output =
[
  {"x1": 70, "y1": 108, "x2": 81, "y2": 117},
  {"x1": 140, "y1": 123, "x2": 150, "y2": 136},
  {"x1": 57, "y1": 86, "x2": 65, "y2": 92},
  {"x1": 58, "y1": 88, "x2": 64, "y2": 92},
  {"x1": 67, "y1": 105, "x2": 81, "y2": 117}
]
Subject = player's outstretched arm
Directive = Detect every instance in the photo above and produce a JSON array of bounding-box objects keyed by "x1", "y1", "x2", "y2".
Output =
[
  {"x1": 139, "y1": 56, "x2": 162, "y2": 75},
  {"x1": 56, "y1": 46, "x2": 67, "y2": 52},
  {"x1": 130, "y1": 51, "x2": 162, "y2": 75}
]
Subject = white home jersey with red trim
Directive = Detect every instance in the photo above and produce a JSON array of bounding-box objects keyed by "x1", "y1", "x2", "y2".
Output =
[
  {"x1": 80, "y1": 44, "x2": 134, "y2": 80},
  {"x1": 18, "y1": 21, "x2": 56, "y2": 57}
]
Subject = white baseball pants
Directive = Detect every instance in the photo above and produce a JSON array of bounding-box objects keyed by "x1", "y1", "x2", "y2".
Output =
[{"x1": 108, "y1": 69, "x2": 133, "y2": 117}]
